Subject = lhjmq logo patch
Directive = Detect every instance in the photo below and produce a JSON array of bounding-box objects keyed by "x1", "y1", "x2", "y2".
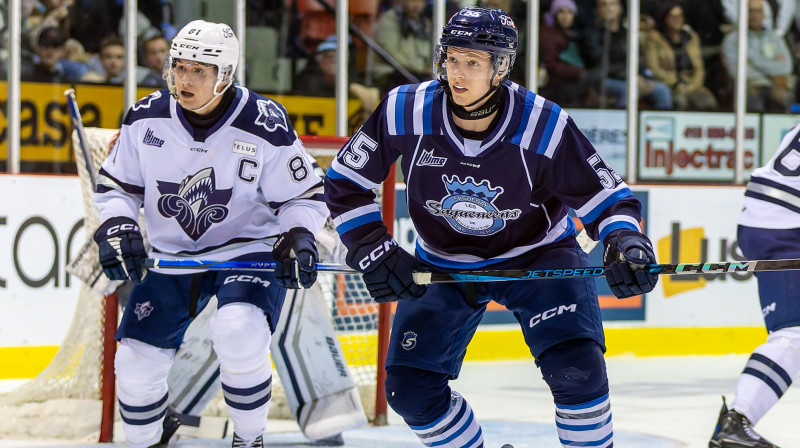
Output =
[{"x1": 401, "y1": 331, "x2": 417, "y2": 350}]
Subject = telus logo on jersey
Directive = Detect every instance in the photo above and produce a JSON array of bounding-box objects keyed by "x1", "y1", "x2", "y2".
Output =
[
  {"x1": 156, "y1": 167, "x2": 232, "y2": 240},
  {"x1": 416, "y1": 149, "x2": 447, "y2": 167},
  {"x1": 424, "y1": 175, "x2": 521, "y2": 236}
]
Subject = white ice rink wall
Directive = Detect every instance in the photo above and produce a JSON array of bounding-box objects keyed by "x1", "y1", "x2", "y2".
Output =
[{"x1": 0, "y1": 173, "x2": 771, "y2": 379}]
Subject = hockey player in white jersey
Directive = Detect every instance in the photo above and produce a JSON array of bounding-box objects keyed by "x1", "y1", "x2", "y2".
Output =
[
  {"x1": 708, "y1": 124, "x2": 800, "y2": 448},
  {"x1": 325, "y1": 7, "x2": 659, "y2": 448},
  {"x1": 92, "y1": 21, "x2": 328, "y2": 448}
]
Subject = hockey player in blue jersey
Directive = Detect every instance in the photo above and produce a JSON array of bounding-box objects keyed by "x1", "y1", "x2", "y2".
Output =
[
  {"x1": 324, "y1": 7, "x2": 659, "y2": 448},
  {"x1": 92, "y1": 21, "x2": 328, "y2": 448},
  {"x1": 708, "y1": 124, "x2": 800, "y2": 448}
]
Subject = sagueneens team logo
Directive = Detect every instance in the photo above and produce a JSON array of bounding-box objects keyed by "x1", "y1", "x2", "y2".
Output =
[
  {"x1": 157, "y1": 168, "x2": 232, "y2": 240},
  {"x1": 424, "y1": 175, "x2": 520, "y2": 236},
  {"x1": 401, "y1": 331, "x2": 417, "y2": 350}
]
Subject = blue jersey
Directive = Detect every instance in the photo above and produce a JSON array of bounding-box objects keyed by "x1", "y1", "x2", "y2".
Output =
[{"x1": 324, "y1": 80, "x2": 642, "y2": 269}]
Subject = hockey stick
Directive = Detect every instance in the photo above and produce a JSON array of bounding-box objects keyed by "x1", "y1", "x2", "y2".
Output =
[
  {"x1": 65, "y1": 89, "x2": 96, "y2": 188},
  {"x1": 146, "y1": 257, "x2": 800, "y2": 284},
  {"x1": 413, "y1": 258, "x2": 800, "y2": 284},
  {"x1": 146, "y1": 258, "x2": 355, "y2": 272}
]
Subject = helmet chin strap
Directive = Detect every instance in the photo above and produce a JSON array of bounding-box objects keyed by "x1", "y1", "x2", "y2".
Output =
[
  {"x1": 445, "y1": 64, "x2": 505, "y2": 120},
  {"x1": 185, "y1": 82, "x2": 231, "y2": 113},
  {"x1": 446, "y1": 81, "x2": 504, "y2": 121}
]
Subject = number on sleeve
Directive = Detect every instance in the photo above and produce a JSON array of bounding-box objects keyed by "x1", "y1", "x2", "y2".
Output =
[
  {"x1": 341, "y1": 132, "x2": 378, "y2": 170},
  {"x1": 773, "y1": 136, "x2": 800, "y2": 177},
  {"x1": 288, "y1": 155, "x2": 309, "y2": 182}
]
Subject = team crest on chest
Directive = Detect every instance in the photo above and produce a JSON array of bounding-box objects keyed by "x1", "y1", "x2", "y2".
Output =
[
  {"x1": 156, "y1": 168, "x2": 233, "y2": 240},
  {"x1": 424, "y1": 175, "x2": 521, "y2": 236},
  {"x1": 255, "y1": 99, "x2": 288, "y2": 132}
]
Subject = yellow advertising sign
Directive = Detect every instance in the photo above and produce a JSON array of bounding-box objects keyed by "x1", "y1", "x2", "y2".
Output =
[{"x1": 0, "y1": 81, "x2": 361, "y2": 163}]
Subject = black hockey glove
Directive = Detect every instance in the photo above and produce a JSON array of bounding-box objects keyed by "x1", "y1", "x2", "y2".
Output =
[
  {"x1": 603, "y1": 229, "x2": 658, "y2": 299},
  {"x1": 272, "y1": 227, "x2": 319, "y2": 289},
  {"x1": 93, "y1": 217, "x2": 148, "y2": 284},
  {"x1": 345, "y1": 229, "x2": 427, "y2": 303}
]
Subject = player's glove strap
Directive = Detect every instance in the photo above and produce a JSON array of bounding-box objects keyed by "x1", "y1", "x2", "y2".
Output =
[
  {"x1": 603, "y1": 229, "x2": 658, "y2": 299},
  {"x1": 345, "y1": 229, "x2": 427, "y2": 303},
  {"x1": 272, "y1": 227, "x2": 319, "y2": 289},
  {"x1": 93, "y1": 216, "x2": 148, "y2": 284}
]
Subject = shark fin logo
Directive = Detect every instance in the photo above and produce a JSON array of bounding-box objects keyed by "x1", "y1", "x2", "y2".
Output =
[{"x1": 157, "y1": 168, "x2": 233, "y2": 240}]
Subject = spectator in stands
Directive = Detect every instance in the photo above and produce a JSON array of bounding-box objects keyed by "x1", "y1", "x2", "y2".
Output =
[
  {"x1": 372, "y1": 0, "x2": 432, "y2": 92},
  {"x1": 643, "y1": 2, "x2": 718, "y2": 111},
  {"x1": 138, "y1": 28, "x2": 168, "y2": 87},
  {"x1": 538, "y1": 0, "x2": 598, "y2": 108},
  {"x1": 580, "y1": 0, "x2": 673, "y2": 109},
  {"x1": 81, "y1": 35, "x2": 125, "y2": 84},
  {"x1": 21, "y1": 25, "x2": 86, "y2": 83},
  {"x1": 291, "y1": 35, "x2": 380, "y2": 111},
  {"x1": 722, "y1": 0, "x2": 795, "y2": 37},
  {"x1": 722, "y1": 0, "x2": 794, "y2": 113}
]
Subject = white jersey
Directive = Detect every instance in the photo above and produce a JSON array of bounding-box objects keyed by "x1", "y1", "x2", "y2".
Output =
[
  {"x1": 739, "y1": 121, "x2": 800, "y2": 229},
  {"x1": 95, "y1": 87, "x2": 328, "y2": 264}
]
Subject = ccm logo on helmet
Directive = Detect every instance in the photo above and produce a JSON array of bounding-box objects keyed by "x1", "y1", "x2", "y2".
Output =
[
  {"x1": 529, "y1": 304, "x2": 577, "y2": 327},
  {"x1": 106, "y1": 223, "x2": 139, "y2": 235},
  {"x1": 450, "y1": 30, "x2": 473, "y2": 36},
  {"x1": 358, "y1": 239, "x2": 397, "y2": 270}
]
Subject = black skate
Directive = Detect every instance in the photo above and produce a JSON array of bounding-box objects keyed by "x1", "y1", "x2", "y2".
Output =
[
  {"x1": 313, "y1": 433, "x2": 345, "y2": 446},
  {"x1": 232, "y1": 433, "x2": 264, "y2": 448},
  {"x1": 709, "y1": 397, "x2": 780, "y2": 448},
  {"x1": 147, "y1": 412, "x2": 182, "y2": 448}
]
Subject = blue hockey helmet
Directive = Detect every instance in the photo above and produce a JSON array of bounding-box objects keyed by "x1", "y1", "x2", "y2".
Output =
[{"x1": 433, "y1": 7, "x2": 518, "y2": 82}]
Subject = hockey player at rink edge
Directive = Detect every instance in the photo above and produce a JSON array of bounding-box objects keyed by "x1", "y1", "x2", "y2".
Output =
[
  {"x1": 708, "y1": 121, "x2": 800, "y2": 447},
  {"x1": 92, "y1": 20, "x2": 333, "y2": 448},
  {"x1": 324, "y1": 6, "x2": 658, "y2": 448}
]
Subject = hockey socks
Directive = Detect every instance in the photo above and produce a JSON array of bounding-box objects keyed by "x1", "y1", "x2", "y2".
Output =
[
  {"x1": 555, "y1": 394, "x2": 614, "y2": 448},
  {"x1": 408, "y1": 392, "x2": 484, "y2": 448},
  {"x1": 732, "y1": 328, "x2": 800, "y2": 424}
]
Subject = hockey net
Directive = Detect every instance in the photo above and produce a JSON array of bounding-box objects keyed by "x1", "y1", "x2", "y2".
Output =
[{"x1": 0, "y1": 131, "x2": 390, "y2": 441}]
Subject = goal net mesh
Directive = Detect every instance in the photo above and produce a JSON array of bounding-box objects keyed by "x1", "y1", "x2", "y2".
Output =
[{"x1": 0, "y1": 129, "x2": 382, "y2": 441}]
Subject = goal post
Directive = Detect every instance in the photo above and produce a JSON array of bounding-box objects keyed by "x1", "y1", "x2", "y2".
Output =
[{"x1": 0, "y1": 131, "x2": 393, "y2": 441}]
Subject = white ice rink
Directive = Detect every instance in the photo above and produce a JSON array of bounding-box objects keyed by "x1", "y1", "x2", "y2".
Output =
[{"x1": 1, "y1": 354, "x2": 798, "y2": 448}]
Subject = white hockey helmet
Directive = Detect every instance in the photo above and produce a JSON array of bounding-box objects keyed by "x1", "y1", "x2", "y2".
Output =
[{"x1": 165, "y1": 20, "x2": 239, "y2": 109}]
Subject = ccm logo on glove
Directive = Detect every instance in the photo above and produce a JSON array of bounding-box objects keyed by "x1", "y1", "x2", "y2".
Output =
[{"x1": 357, "y1": 238, "x2": 398, "y2": 271}]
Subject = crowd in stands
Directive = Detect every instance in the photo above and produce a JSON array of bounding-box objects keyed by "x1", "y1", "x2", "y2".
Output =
[{"x1": 6, "y1": 0, "x2": 800, "y2": 113}]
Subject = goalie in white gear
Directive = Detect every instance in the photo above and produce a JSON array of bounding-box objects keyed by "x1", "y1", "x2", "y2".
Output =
[{"x1": 92, "y1": 20, "x2": 333, "y2": 448}]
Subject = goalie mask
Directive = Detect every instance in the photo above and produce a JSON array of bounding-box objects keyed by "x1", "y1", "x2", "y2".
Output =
[
  {"x1": 434, "y1": 7, "x2": 517, "y2": 116},
  {"x1": 165, "y1": 20, "x2": 239, "y2": 112}
]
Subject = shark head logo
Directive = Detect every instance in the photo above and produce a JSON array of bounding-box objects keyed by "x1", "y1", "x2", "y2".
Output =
[{"x1": 157, "y1": 168, "x2": 233, "y2": 240}]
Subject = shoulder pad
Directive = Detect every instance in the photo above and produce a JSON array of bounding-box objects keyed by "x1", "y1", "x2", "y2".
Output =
[
  {"x1": 123, "y1": 89, "x2": 171, "y2": 124},
  {"x1": 230, "y1": 89, "x2": 296, "y2": 147}
]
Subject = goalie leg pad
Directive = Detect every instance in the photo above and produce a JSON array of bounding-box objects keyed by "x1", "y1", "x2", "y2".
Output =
[
  {"x1": 115, "y1": 338, "x2": 176, "y2": 448},
  {"x1": 732, "y1": 326, "x2": 800, "y2": 424},
  {"x1": 387, "y1": 366, "x2": 483, "y2": 448},
  {"x1": 211, "y1": 303, "x2": 272, "y2": 441},
  {"x1": 271, "y1": 287, "x2": 367, "y2": 441}
]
